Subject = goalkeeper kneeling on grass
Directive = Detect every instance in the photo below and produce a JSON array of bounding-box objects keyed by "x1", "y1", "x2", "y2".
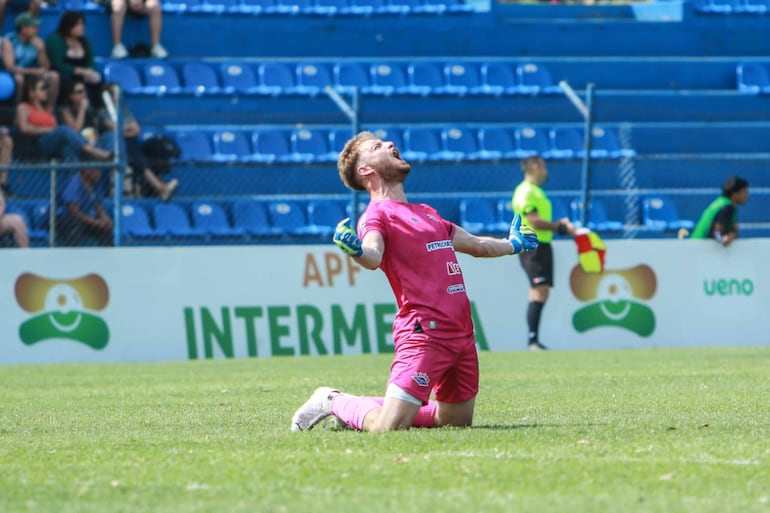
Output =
[{"x1": 291, "y1": 130, "x2": 538, "y2": 433}]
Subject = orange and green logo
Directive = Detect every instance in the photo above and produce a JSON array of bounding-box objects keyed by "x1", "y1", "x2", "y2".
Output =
[
  {"x1": 570, "y1": 231, "x2": 657, "y2": 337},
  {"x1": 14, "y1": 273, "x2": 110, "y2": 349}
]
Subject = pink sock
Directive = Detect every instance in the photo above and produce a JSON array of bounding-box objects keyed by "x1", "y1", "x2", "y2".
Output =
[
  {"x1": 411, "y1": 400, "x2": 437, "y2": 428},
  {"x1": 365, "y1": 397, "x2": 437, "y2": 427},
  {"x1": 334, "y1": 397, "x2": 437, "y2": 429},
  {"x1": 330, "y1": 394, "x2": 381, "y2": 431}
]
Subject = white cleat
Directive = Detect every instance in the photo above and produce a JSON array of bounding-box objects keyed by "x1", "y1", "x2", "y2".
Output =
[{"x1": 290, "y1": 387, "x2": 339, "y2": 432}]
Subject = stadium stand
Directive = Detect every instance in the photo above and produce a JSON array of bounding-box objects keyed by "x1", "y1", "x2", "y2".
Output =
[{"x1": 2, "y1": 1, "x2": 770, "y2": 248}]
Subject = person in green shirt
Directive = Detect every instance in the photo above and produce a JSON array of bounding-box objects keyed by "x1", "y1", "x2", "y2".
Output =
[
  {"x1": 512, "y1": 156, "x2": 576, "y2": 351},
  {"x1": 690, "y1": 175, "x2": 749, "y2": 247}
]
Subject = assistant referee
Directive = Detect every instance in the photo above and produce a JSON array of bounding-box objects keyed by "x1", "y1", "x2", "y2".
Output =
[{"x1": 512, "y1": 156, "x2": 576, "y2": 351}]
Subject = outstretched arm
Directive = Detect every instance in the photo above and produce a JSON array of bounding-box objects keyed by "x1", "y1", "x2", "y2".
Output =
[{"x1": 453, "y1": 214, "x2": 539, "y2": 257}]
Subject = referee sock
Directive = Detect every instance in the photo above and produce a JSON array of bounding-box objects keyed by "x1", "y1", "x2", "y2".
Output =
[{"x1": 527, "y1": 301, "x2": 545, "y2": 345}]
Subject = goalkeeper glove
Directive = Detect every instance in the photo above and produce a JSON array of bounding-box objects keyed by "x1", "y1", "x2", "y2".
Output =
[
  {"x1": 509, "y1": 214, "x2": 539, "y2": 254},
  {"x1": 333, "y1": 218, "x2": 363, "y2": 257}
]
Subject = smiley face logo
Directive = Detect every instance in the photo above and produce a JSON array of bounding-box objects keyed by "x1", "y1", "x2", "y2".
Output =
[
  {"x1": 570, "y1": 264, "x2": 657, "y2": 337},
  {"x1": 15, "y1": 273, "x2": 110, "y2": 349}
]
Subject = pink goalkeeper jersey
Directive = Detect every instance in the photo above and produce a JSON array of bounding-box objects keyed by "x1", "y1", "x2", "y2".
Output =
[{"x1": 358, "y1": 199, "x2": 474, "y2": 341}]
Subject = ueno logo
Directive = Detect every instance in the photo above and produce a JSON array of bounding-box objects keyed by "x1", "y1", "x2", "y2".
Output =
[{"x1": 703, "y1": 278, "x2": 754, "y2": 296}]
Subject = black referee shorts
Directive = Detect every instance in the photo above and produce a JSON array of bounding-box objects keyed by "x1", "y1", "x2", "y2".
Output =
[{"x1": 518, "y1": 242, "x2": 554, "y2": 287}]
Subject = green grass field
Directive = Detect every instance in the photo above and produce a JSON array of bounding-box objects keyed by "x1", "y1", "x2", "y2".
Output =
[{"x1": 1, "y1": 347, "x2": 768, "y2": 513}]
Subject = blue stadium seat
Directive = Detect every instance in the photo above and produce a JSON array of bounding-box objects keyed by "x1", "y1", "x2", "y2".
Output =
[
  {"x1": 292, "y1": 128, "x2": 336, "y2": 162},
  {"x1": 61, "y1": 0, "x2": 103, "y2": 11},
  {"x1": 691, "y1": 0, "x2": 740, "y2": 13},
  {"x1": 444, "y1": 62, "x2": 485, "y2": 95},
  {"x1": 103, "y1": 62, "x2": 144, "y2": 94},
  {"x1": 481, "y1": 62, "x2": 519, "y2": 96},
  {"x1": 162, "y1": 0, "x2": 204, "y2": 11},
  {"x1": 173, "y1": 130, "x2": 214, "y2": 162},
  {"x1": 251, "y1": 129, "x2": 295, "y2": 163},
  {"x1": 460, "y1": 198, "x2": 503, "y2": 234},
  {"x1": 330, "y1": 127, "x2": 353, "y2": 154},
  {"x1": 142, "y1": 63, "x2": 182, "y2": 94},
  {"x1": 295, "y1": 62, "x2": 333, "y2": 96},
  {"x1": 313, "y1": 0, "x2": 351, "y2": 14},
  {"x1": 517, "y1": 126, "x2": 552, "y2": 157},
  {"x1": 29, "y1": 201, "x2": 52, "y2": 233},
  {"x1": 258, "y1": 62, "x2": 299, "y2": 95},
  {"x1": 516, "y1": 62, "x2": 562, "y2": 95},
  {"x1": 570, "y1": 199, "x2": 624, "y2": 232},
  {"x1": 407, "y1": 62, "x2": 449, "y2": 95},
  {"x1": 403, "y1": 126, "x2": 447, "y2": 161},
  {"x1": 590, "y1": 127, "x2": 636, "y2": 159},
  {"x1": 120, "y1": 203, "x2": 162, "y2": 242},
  {"x1": 414, "y1": 0, "x2": 447, "y2": 13},
  {"x1": 478, "y1": 127, "x2": 520, "y2": 159},
  {"x1": 239, "y1": 0, "x2": 281, "y2": 13},
  {"x1": 306, "y1": 199, "x2": 345, "y2": 235},
  {"x1": 442, "y1": 127, "x2": 484, "y2": 160},
  {"x1": 152, "y1": 203, "x2": 207, "y2": 240},
  {"x1": 743, "y1": 0, "x2": 769, "y2": 13},
  {"x1": 641, "y1": 195, "x2": 695, "y2": 231},
  {"x1": 195, "y1": 0, "x2": 242, "y2": 13},
  {"x1": 348, "y1": 0, "x2": 386, "y2": 14},
  {"x1": 232, "y1": 199, "x2": 282, "y2": 238},
  {"x1": 191, "y1": 200, "x2": 246, "y2": 239},
  {"x1": 220, "y1": 62, "x2": 260, "y2": 94},
  {"x1": 212, "y1": 130, "x2": 253, "y2": 162},
  {"x1": 550, "y1": 127, "x2": 585, "y2": 159},
  {"x1": 277, "y1": 0, "x2": 314, "y2": 13},
  {"x1": 382, "y1": 0, "x2": 422, "y2": 13},
  {"x1": 736, "y1": 62, "x2": 770, "y2": 94},
  {"x1": 181, "y1": 62, "x2": 223, "y2": 95},
  {"x1": 333, "y1": 62, "x2": 373, "y2": 94},
  {"x1": 369, "y1": 62, "x2": 410, "y2": 95},
  {"x1": 551, "y1": 196, "x2": 571, "y2": 221},
  {"x1": 268, "y1": 200, "x2": 313, "y2": 236},
  {"x1": 5, "y1": 202, "x2": 47, "y2": 244},
  {"x1": 443, "y1": 0, "x2": 476, "y2": 12}
]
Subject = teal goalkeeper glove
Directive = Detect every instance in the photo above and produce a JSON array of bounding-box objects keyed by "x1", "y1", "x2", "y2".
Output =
[
  {"x1": 333, "y1": 218, "x2": 363, "y2": 257},
  {"x1": 509, "y1": 214, "x2": 539, "y2": 254}
]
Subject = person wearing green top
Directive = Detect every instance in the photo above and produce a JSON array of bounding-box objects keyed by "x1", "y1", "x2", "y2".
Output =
[
  {"x1": 691, "y1": 176, "x2": 749, "y2": 247},
  {"x1": 512, "y1": 156, "x2": 576, "y2": 351},
  {"x1": 44, "y1": 11, "x2": 102, "y2": 103}
]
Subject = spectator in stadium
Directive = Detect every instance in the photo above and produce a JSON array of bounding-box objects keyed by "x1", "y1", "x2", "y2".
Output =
[
  {"x1": 45, "y1": 11, "x2": 102, "y2": 101},
  {"x1": 0, "y1": 125, "x2": 13, "y2": 196},
  {"x1": 1, "y1": 12, "x2": 60, "y2": 108},
  {"x1": 14, "y1": 74, "x2": 113, "y2": 162},
  {"x1": 0, "y1": 126, "x2": 28, "y2": 247},
  {"x1": 108, "y1": 0, "x2": 168, "y2": 59},
  {"x1": 58, "y1": 166, "x2": 113, "y2": 246},
  {"x1": 690, "y1": 175, "x2": 749, "y2": 247},
  {"x1": 57, "y1": 77, "x2": 99, "y2": 144},
  {"x1": 95, "y1": 81, "x2": 178, "y2": 200},
  {"x1": 0, "y1": 0, "x2": 41, "y2": 36},
  {"x1": 512, "y1": 155, "x2": 576, "y2": 351},
  {"x1": 291, "y1": 131, "x2": 538, "y2": 433}
]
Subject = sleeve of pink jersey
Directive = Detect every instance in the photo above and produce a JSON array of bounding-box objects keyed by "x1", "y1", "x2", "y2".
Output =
[{"x1": 358, "y1": 205, "x2": 387, "y2": 243}]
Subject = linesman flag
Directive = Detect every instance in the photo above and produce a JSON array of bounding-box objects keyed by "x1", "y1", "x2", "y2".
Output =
[{"x1": 574, "y1": 228, "x2": 606, "y2": 274}]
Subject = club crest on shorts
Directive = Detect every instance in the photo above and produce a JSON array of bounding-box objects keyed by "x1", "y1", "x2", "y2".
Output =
[{"x1": 412, "y1": 372, "x2": 430, "y2": 387}]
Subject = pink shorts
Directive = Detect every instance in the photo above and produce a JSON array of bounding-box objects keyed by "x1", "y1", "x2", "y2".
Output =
[{"x1": 387, "y1": 332, "x2": 479, "y2": 405}]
